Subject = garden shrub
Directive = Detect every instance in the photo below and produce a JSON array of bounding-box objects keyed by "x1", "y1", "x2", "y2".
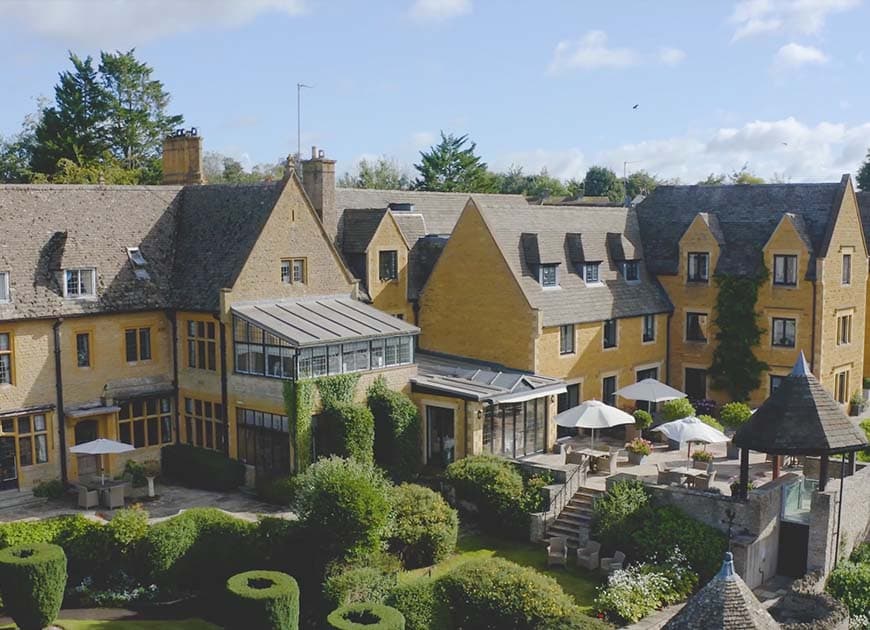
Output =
[
  {"x1": 316, "y1": 373, "x2": 360, "y2": 409},
  {"x1": 591, "y1": 480, "x2": 650, "y2": 552},
  {"x1": 662, "y1": 398, "x2": 695, "y2": 421},
  {"x1": 437, "y1": 557, "x2": 577, "y2": 629},
  {"x1": 827, "y1": 561, "x2": 870, "y2": 619},
  {"x1": 595, "y1": 563, "x2": 674, "y2": 624},
  {"x1": 388, "y1": 484, "x2": 458, "y2": 569},
  {"x1": 320, "y1": 402, "x2": 376, "y2": 465},
  {"x1": 324, "y1": 562, "x2": 398, "y2": 609},
  {"x1": 520, "y1": 472, "x2": 552, "y2": 513},
  {"x1": 444, "y1": 455, "x2": 527, "y2": 536},
  {"x1": 386, "y1": 579, "x2": 446, "y2": 630},
  {"x1": 698, "y1": 414, "x2": 724, "y2": 432},
  {"x1": 859, "y1": 420, "x2": 870, "y2": 463},
  {"x1": 852, "y1": 542, "x2": 870, "y2": 564},
  {"x1": 0, "y1": 543, "x2": 67, "y2": 630},
  {"x1": 367, "y1": 377, "x2": 422, "y2": 481},
  {"x1": 226, "y1": 570, "x2": 300, "y2": 630},
  {"x1": 161, "y1": 444, "x2": 245, "y2": 490},
  {"x1": 123, "y1": 459, "x2": 148, "y2": 487},
  {"x1": 256, "y1": 475, "x2": 296, "y2": 506},
  {"x1": 32, "y1": 478, "x2": 65, "y2": 499},
  {"x1": 692, "y1": 398, "x2": 717, "y2": 417},
  {"x1": 633, "y1": 409, "x2": 653, "y2": 430},
  {"x1": 294, "y1": 456, "x2": 393, "y2": 560},
  {"x1": 327, "y1": 602, "x2": 406, "y2": 630},
  {"x1": 719, "y1": 402, "x2": 752, "y2": 430}
]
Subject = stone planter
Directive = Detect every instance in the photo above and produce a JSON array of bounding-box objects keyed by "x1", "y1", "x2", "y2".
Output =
[
  {"x1": 849, "y1": 402, "x2": 864, "y2": 417},
  {"x1": 624, "y1": 424, "x2": 640, "y2": 443},
  {"x1": 627, "y1": 451, "x2": 648, "y2": 465},
  {"x1": 726, "y1": 441, "x2": 740, "y2": 459},
  {"x1": 146, "y1": 476, "x2": 156, "y2": 498}
]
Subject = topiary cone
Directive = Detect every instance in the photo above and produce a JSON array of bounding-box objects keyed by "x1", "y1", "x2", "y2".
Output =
[
  {"x1": 327, "y1": 602, "x2": 406, "y2": 630},
  {"x1": 226, "y1": 570, "x2": 300, "y2": 630},
  {"x1": 0, "y1": 543, "x2": 67, "y2": 630}
]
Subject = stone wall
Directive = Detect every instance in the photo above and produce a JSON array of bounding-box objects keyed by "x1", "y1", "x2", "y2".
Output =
[
  {"x1": 808, "y1": 463, "x2": 870, "y2": 575},
  {"x1": 526, "y1": 461, "x2": 588, "y2": 543},
  {"x1": 770, "y1": 570, "x2": 850, "y2": 630}
]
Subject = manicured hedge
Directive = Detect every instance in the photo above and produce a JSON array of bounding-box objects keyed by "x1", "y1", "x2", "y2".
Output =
[
  {"x1": 0, "y1": 543, "x2": 67, "y2": 630},
  {"x1": 444, "y1": 455, "x2": 528, "y2": 537},
  {"x1": 324, "y1": 565, "x2": 397, "y2": 609},
  {"x1": 226, "y1": 570, "x2": 300, "y2": 630},
  {"x1": 161, "y1": 444, "x2": 245, "y2": 490},
  {"x1": 388, "y1": 484, "x2": 457, "y2": 569},
  {"x1": 368, "y1": 377, "x2": 422, "y2": 481},
  {"x1": 320, "y1": 402, "x2": 376, "y2": 464},
  {"x1": 437, "y1": 557, "x2": 577, "y2": 629},
  {"x1": 327, "y1": 602, "x2": 406, "y2": 630},
  {"x1": 386, "y1": 579, "x2": 446, "y2": 630},
  {"x1": 662, "y1": 398, "x2": 695, "y2": 421},
  {"x1": 719, "y1": 402, "x2": 752, "y2": 430}
]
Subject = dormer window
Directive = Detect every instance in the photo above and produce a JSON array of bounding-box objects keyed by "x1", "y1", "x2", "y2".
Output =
[
  {"x1": 687, "y1": 252, "x2": 709, "y2": 282},
  {"x1": 0, "y1": 272, "x2": 9, "y2": 303},
  {"x1": 582, "y1": 262, "x2": 601, "y2": 285},
  {"x1": 540, "y1": 264, "x2": 558, "y2": 288},
  {"x1": 773, "y1": 255, "x2": 797, "y2": 286},
  {"x1": 623, "y1": 260, "x2": 640, "y2": 282},
  {"x1": 64, "y1": 268, "x2": 96, "y2": 298},
  {"x1": 126, "y1": 248, "x2": 150, "y2": 281}
]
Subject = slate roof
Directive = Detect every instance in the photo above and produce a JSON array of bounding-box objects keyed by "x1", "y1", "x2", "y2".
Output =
[
  {"x1": 408, "y1": 235, "x2": 448, "y2": 300},
  {"x1": 734, "y1": 353, "x2": 868, "y2": 456},
  {"x1": 857, "y1": 192, "x2": 870, "y2": 245},
  {"x1": 636, "y1": 181, "x2": 845, "y2": 277},
  {"x1": 664, "y1": 552, "x2": 779, "y2": 630},
  {"x1": 338, "y1": 208, "x2": 388, "y2": 253},
  {"x1": 472, "y1": 200, "x2": 673, "y2": 327},
  {"x1": 0, "y1": 184, "x2": 183, "y2": 320},
  {"x1": 172, "y1": 182, "x2": 285, "y2": 312},
  {"x1": 231, "y1": 296, "x2": 419, "y2": 347},
  {"x1": 412, "y1": 350, "x2": 566, "y2": 403}
]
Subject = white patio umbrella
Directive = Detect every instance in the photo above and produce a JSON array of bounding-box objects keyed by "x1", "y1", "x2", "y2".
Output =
[
  {"x1": 554, "y1": 400, "x2": 634, "y2": 449},
  {"x1": 613, "y1": 378, "x2": 686, "y2": 403},
  {"x1": 70, "y1": 439, "x2": 134, "y2": 484},
  {"x1": 652, "y1": 416, "x2": 729, "y2": 468}
]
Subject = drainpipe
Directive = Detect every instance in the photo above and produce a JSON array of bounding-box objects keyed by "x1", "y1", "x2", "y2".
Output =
[
  {"x1": 52, "y1": 319, "x2": 68, "y2": 485},
  {"x1": 290, "y1": 350, "x2": 299, "y2": 474},
  {"x1": 217, "y1": 317, "x2": 229, "y2": 456},
  {"x1": 665, "y1": 312, "x2": 672, "y2": 384},
  {"x1": 168, "y1": 310, "x2": 180, "y2": 442},
  {"x1": 810, "y1": 280, "x2": 818, "y2": 373}
]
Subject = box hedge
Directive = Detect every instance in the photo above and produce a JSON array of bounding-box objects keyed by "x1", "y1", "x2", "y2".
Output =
[
  {"x1": 386, "y1": 579, "x2": 446, "y2": 630},
  {"x1": 327, "y1": 602, "x2": 406, "y2": 630},
  {"x1": 444, "y1": 455, "x2": 528, "y2": 537},
  {"x1": 226, "y1": 570, "x2": 300, "y2": 630},
  {"x1": 367, "y1": 377, "x2": 422, "y2": 481},
  {"x1": 160, "y1": 444, "x2": 245, "y2": 490},
  {"x1": 388, "y1": 484, "x2": 457, "y2": 569},
  {"x1": 0, "y1": 543, "x2": 67, "y2": 630}
]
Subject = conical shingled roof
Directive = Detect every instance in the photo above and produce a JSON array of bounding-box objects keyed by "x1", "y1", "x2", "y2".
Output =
[
  {"x1": 733, "y1": 352, "x2": 868, "y2": 456},
  {"x1": 664, "y1": 553, "x2": 780, "y2": 630}
]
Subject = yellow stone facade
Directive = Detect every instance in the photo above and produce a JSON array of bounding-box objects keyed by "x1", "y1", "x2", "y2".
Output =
[{"x1": 365, "y1": 214, "x2": 414, "y2": 321}]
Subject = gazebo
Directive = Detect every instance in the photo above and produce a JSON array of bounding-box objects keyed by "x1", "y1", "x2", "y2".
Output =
[
  {"x1": 733, "y1": 352, "x2": 868, "y2": 498},
  {"x1": 664, "y1": 552, "x2": 779, "y2": 629}
]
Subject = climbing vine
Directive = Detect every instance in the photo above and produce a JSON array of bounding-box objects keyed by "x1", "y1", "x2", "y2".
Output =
[
  {"x1": 709, "y1": 269, "x2": 770, "y2": 401},
  {"x1": 315, "y1": 373, "x2": 360, "y2": 409},
  {"x1": 284, "y1": 379, "x2": 314, "y2": 472}
]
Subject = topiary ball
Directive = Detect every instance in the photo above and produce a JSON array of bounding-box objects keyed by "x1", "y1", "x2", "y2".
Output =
[
  {"x1": 327, "y1": 602, "x2": 406, "y2": 630},
  {"x1": 226, "y1": 570, "x2": 300, "y2": 630},
  {"x1": 0, "y1": 542, "x2": 67, "y2": 630}
]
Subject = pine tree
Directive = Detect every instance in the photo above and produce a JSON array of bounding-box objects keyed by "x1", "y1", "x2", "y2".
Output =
[
  {"x1": 413, "y1": 132, "x2": 495, "y2": 192},
  {"x1": 857, "y1": 149, "x2": 870, "y2": 191}
]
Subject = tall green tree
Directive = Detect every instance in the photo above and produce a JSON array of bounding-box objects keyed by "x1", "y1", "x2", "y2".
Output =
[
  {"x1": 338, "y1": 156, "x2": 410, "y2": 190},
  {"x1": 31, "y1": 54, "x2": 111, "y2": 174},
  {"x1": 492, "y1": 164, "x2": 527, "y2": 194},
  {"x1": 566, "y1": 177, "x2": 585, "y2": 198},
  {"x1": 625, "y1": 170, "x2": 659, "y2": 198},
  {"x1": 856, "y1": 149, "x2": 870, "y2": 191},
  {"x1": 98, "y1": 49, "x2": 183, "y2": 178},
  {"x1": 584, "y1": 165, "x2": 624, "y2": 201},
  {"x1": 525, "y1": 168, "x2": 567, "y2": 198},
  {"x1": 413, "y1": 132, "x2": 495, "y2": 192}
]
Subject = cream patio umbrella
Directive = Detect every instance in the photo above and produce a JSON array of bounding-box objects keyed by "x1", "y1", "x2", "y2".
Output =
[
  {"x1": 652, "y1": 416, "x2": 729, "y2": 468},
  {"x1": 554, "y1": 400, "x2": 635, "y2": 449},
  {"x1": 613, "y1": 378, "x2": 686, "y2": 403},
  {"x1": 70, "y1": 438, "x2": 134, "y2": 484}
]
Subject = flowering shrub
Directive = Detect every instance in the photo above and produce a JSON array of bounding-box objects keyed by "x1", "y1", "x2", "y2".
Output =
[
  {"x1": 828, "y1": 561, "x2": 870, "y2": 622},
  {"x1": 691, "y1": 450, "x2": 714, "y2": 463},
  {"x1": 595, "y1": 563, "x2": 673, "y2": 623},
  {"x1": 625, "y1": 438, "x2": 652, "y2": 456},
  {"x1": 693, "y1": 399, "x2": 717, "y2": 417},
  {"x1": 72, "y1": 572, "x2": 159, "y2": 607}
]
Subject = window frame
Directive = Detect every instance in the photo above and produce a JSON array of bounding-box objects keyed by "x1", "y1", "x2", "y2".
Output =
[
  {"x1": 559, "y1": 324, "x2": 575, "y2": 355},
  {"x1": 118, "y1": 397, "x2": 173, "y2": 449},
  {"x1": 685, "y1": 311, "x2": 708, "y2": 343},
  {"x1": 63, "y1": 268, "x2": 96, "y2": 299},
  {"x1": 0, "y1": 331, "x2": 12, "y2": 386},
  {"x1": 0, "y1": 271, "x2": 9, "y2": 303},
  {"x1": 771, "y1": 317, "x2": 796, "y2": 348},
  {"x1": 186, "y1": 319, "x2": 217, "y2": 371},
  {"x1": 687, "y1": 252, "x2": 709, "y2": 283},
  {"x1": 539, "y1": 264, "x2": 558, "y2": 288},
  {"x1": 602, "y1": 375, "x2": 618, "y2": 406},
  {"x1": 182, "y1": 396, "x2": 223, "y2": 451},
  {"x1": 842, "y1": 253, "x2": 852, "y2": 286},
  {"x1": 75, "y1": 331, "x2": 92, "y2": 368},
  {"x1": 280, "y1": 258, "x2": 307, "y2": 285},
  {"x1": 772, "y1": 254, "x2": 798, "y2": 287},
  {"x1": 603, "y1": 319, "x2": 618, "y2": 349},
  {"x1": 124, "y1": 326, "x2": 153, "y2": 363},
  {"x1": 834, "y1": 369, "x2": 850, "y2": 404},
  {"x1": 582, "y1": 262, "x2": 601, "y2": 285},
  {"x1": 642, "y1": 314, "x2": 656, "y2": 343},
  {"x1": 378, "y1": 250, "x2": 399, "y2": 282},
  {"x1": 6, "y1": 413, "x2": 49, "y2": 467},
  {"x1": 837, "y1": 313, "x2": 853, "y2": 346},
  {"x1": 623, "y1": 260, "x2": 640, "y2": 283},
  {"x1": 770, "y1": 374, "x2": 785, "y2": 395}
]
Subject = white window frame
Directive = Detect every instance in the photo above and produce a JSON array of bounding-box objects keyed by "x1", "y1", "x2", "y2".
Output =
[
  {"x1": 582, "y1": 262, "x2": 601, "y2": 285},
  {"x1": 642, "y1": 313, "x2": 656, "y2": 344},
  {"x1": 0, "y1": 272, "x2": 9, "y2": 303},
  {"x1": 623, "y1": 260, "x2": 640, "y2": 283},
  {"x1": 771, "y1": 317, "x2": 796, "y2": 348},
  {"x1": 539, "y1": 264, "x2": 558, "y2": 289},
  {"x1": 603, "y1": 319, "x2": 618, "y2": 349},
  {"x1": 280, "y1": 260, "x2": 291, "y2": 283},
  {"x1": 559, "y1": 324, "x2": 575, "y2": 355},
  {"x1": 772, "y1": 254, "x2": 798, "y2": 287},
  {"x1": 687, "y1": 252, "x2": 709, "y2": 283},
  {"x1": 63, "y1": 268, "x2": 96, "y2": 299}
]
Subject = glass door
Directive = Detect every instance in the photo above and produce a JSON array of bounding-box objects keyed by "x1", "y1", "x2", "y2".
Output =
[
  {"x1": 0, "y1": 437, "x2": 17, "y2": 490},
  {"x1": 426, "y1": 406, "x2": 455, "y2": 467}
]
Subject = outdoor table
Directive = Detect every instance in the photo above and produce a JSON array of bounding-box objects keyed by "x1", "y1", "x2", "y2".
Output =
[
  {"x1": 666, "y1": 467, "x2": 707, "y2": 487},
  {"x1": 577, "y1": 447, "x2": 610, "y2": 459},
  {"x1": 79, "y1": 479, "x2": 126, "y2": 507}
]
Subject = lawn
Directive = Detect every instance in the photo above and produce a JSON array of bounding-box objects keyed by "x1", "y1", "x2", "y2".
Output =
[
  {"x1": 3, "y1": 621, "x2": 217, "y2": 630},
  {"x1": 401, "y1": 532, "x2": 602, "y2": 613}
]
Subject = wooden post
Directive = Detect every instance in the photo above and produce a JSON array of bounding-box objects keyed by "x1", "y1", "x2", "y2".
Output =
[
  {"x1": 739, "y1": 447, "x2": 750, "y2": 500},
  {"x1": 819, "y1": 455, "x2": 829, "y2": 492},
  {"x1": 772, "y1": 455, "x2": 781, "y2": 480}
]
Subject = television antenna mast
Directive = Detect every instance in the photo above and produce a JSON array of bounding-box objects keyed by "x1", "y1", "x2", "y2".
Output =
[{"x1": 297, "y1": 83, "x2": 313, "y2": 160}]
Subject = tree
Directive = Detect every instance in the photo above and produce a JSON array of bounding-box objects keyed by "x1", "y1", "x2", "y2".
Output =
[
  {"x1": 0, "y1": 104, "x2": 41, "y2": 183},
  {"x1": 698, "y1": 173, "x2": 726, "y2": 185},
  {"x1": 525, "y1": 168, "x2": 567, "y2": 199},
  {"x1": 413, "y1": 132, "x2": 495, "y2": 192},
  {"x1": 338, "y1": 156, "x2": 410, "y2": 190},
  {"x1": 857, "y1": 149, "x2": 870, "y2": 191},
  {"x1": 565, "y1": 178, "x2": 585, "y2": 198},
  {"x1": 729, "y1": 165, "x2": 764, "y2": 184},
  {"x1": 583, "y1": 165, "x2": 624, "y2": 201},
  {"x1": 202, "y1": 151, "x2": 283, "y2": 184},
  {"x1": 625, "y1": 170, "x2": 658, "y2": 198},
  {"x1": 491, "y1": 165, "x2": 527, "y2": 195},
  {"x1": 98, "y1": 49, "x2": 183, "y2": 180}
]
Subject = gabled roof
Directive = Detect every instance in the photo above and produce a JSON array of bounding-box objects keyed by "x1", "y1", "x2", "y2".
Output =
[
  {"x1": 856, "y1": 191, "x2": 870, "y2": 247},
  {"x1": 0, "y1": 184, "x2": 182, "y2": 320},
  {"x1": 734, "y1": 353, "x2": 868, "y2": 455},
  {"x1": 338, "y1": 208, "x2": 387, "y2": 254},
  {"x1": 471, "y1": 200, "x2": 672, "y2": 327},
  {"x1": 637, "y1": 181, "x2": 845, "y2": 277}
]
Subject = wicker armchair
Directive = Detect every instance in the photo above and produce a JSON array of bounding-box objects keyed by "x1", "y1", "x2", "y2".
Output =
[
  {"x1": 600, "y1": 550, "x2": 626, "y2": 575},
  {"x1": 576, "y1": 540, "x2": 601, "y2": 571},
  {"x1": 547, "y1": 537, "x2": 568, "y2": 568}
]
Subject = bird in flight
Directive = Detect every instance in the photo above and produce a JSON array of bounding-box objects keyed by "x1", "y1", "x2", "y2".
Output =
[{"x1": 632, "y1": 104, "x2": 639, "y2": 109}]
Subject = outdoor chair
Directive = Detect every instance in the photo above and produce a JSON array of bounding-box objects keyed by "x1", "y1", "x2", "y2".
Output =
[
  {"x1": 77, "y1": 486, "x2": 98, "y2": 509},
  {"x1": 547, "y1": 537, "x2": 568, "y2": 568},
  {"x1": 105, "y1": 484, "x2": 125, "y2": 509},
  {"x1": 566, "y1": 451, "x2": 585, "y2": 465},
  {"x1": 693, "y1": 470, "x2": 717, "y2": 491},
  {"x1": 600, "y1": 550, "x2": 626, "y2": 575},
  {"x1": 576, "y1": 540, "x2": 600, "y2": 571}
]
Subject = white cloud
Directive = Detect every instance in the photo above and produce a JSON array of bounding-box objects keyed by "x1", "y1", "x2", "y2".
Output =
[
  {"x1": 730, "y1": 0, "x2": 861, "y2": 40},
  {"x1": 548, "y1": 31, "x2": 639, "y2": 73},
  {"x1": 497, "y1": 117, "x2": 870, "y2": 184},
  {"x1": 0, "y1": 0, "x2": 306, "y2": 47},
  {"x1": 774, "y1": 42, "x2": 829, "y2": 67},
  {"x1": 409, "y1": 0, "x2": 471, "y2": 22},
  {"x1": 411, "y1": 131, "x2": 436, "y2": 150},
  {"x1": 658, "y1": 47, "x2": 687, "y2": 66}
]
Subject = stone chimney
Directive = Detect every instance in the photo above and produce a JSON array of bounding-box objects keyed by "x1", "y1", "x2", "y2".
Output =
[
  {"x1": 301, "y1": 146, "x2": 337, "y2": 243},
  {"x1": 162, "y1": 129, "x2": 204, "y2": 185}
]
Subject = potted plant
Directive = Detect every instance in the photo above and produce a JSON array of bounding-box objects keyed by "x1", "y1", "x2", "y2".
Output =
[
  {"x1": 864, "y1": 378, "x2": 870, "y2": 404},
  {"x1": 143, "y1": 459, "x2": 160, "y2": 498},
  {"x1": 720, "y1": 402, "x2": 752, "y2": 459},
  {"x1": 729, "y1": 479, "x2": 756, "y2": 498},
  {"x1": 850, "y1": 391, "x2": 865, "y2": 417},
  {"x1": 691, "y1": 449, "x2": 713, "y2": 463},
  {"x1": 626, "y1": 409, "x2": 653, "y2": 442},
  {"x1": 625, "y1": 438, "x2": 652, "y2": 465}
]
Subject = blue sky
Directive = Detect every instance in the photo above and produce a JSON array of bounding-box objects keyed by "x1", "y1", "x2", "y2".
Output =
[{"x1": 1, "y1": 0, "x2": 869, "y2": 183}]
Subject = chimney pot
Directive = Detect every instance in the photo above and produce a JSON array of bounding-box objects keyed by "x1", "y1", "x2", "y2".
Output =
[
  {"x1": 311, "y1": 146, "x2": 318, "y2": 159},
  {"x1": 301, "y1": 148, "x2": 337, "y2": 244},
  {"x1": 162, "y1": 129, "x2": 204, "y2": 185}
]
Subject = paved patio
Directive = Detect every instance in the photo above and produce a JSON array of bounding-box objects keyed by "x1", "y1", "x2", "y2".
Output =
[{"x1": 0, "y1": 483, "x2": 295, "y2": 523}]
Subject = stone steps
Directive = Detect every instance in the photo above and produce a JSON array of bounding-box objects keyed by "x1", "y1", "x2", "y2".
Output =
[
  {"x1": 0, "y1": 489, "x2": 47, "y2": 513},
  {"x1": 546, "y1": 487, "x2": 603, "y2": 549}
]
